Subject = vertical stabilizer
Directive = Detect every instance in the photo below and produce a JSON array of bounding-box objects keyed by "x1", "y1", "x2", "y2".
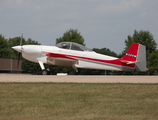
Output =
[
  {"x1": 121, "y1": 43, "x2": 147, "y2": 72},
  {"x1": 122, "y1": 43, "x2": 139, "y2": 62},
  {"x1": 135, "y1": 44, "x2": 147, "y2": 72}
]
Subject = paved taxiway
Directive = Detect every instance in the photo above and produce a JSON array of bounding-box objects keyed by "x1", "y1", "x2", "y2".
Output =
[{"x1": 0, "y1": 74, "x2": 158, "y2": 83}]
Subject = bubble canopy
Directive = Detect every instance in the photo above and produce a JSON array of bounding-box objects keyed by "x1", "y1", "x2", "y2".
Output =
[{"x1": 55, "y1": 42, "x2": 92, "y2": 51}]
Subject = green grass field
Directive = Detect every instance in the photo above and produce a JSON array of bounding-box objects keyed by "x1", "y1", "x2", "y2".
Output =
[{"x1": 0, "y1": 83, "x2": 158, "y2": 120}]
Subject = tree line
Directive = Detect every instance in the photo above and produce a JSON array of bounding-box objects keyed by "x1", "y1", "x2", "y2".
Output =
[{"x1": 0, "y1": 29, "x2": 158, "y2": 75}]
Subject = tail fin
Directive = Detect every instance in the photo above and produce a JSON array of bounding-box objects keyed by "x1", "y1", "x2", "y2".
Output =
[
  {"x1": 122, "y1": 43, "x2": 139, "y2": 62},
  {"x1": 121, "y1": 43, "x2": 147, "y2": 72}
]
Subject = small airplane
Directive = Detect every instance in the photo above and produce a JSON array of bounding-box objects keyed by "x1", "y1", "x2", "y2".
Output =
[{"x1": 12, "y1": 33, "x2": 147, "y2": 75}]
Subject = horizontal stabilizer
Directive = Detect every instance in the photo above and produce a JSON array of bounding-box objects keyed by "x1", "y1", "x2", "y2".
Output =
[{"x1": 121, "y1": 60, "x2": 140, "y2": 64}]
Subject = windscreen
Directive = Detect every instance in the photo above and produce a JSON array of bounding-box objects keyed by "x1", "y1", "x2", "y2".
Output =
[{"x1": 56, "y1": 42, "x2": 92, "y2": 51}]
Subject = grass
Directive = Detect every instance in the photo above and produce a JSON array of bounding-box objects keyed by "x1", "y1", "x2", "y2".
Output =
[{"x1": 0, "y1": 83, "x2": 158, "y2": 120}]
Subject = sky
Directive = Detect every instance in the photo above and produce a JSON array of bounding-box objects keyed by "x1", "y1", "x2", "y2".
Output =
[{"x1": 0, "y1": 0, "x2": 158, "y2": 54}]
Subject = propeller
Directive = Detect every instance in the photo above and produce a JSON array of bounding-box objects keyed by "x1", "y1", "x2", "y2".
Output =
[{"x1": 17, "y1": 31, "x2": 23, "y2": 68}]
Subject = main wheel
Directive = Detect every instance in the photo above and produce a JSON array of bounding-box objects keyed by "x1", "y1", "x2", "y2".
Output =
[{"x1": 41, "y1": 69, "x2": 48, "y2": 75}]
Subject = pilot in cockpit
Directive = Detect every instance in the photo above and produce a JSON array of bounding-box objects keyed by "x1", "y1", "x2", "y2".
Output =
[{"x1": 61, "y1": 43, "x2": 67, "y2": 49}]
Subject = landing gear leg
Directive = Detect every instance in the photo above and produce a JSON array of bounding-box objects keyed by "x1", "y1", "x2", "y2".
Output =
[{"x1": 38, "y1": 61, "x2": 50, "y2": 75}]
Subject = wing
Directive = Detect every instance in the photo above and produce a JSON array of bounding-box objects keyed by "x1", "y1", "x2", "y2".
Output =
[{"x1": 46, "y1": 52, "x2": 78, "y2": 72}]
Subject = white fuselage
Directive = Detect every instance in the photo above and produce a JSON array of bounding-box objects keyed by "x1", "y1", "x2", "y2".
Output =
[
  {"x1": 20, "y1": 45, "x2": 131, "y2": 71},
  {"x1": 12, "y1": 42, "x2": 147, "y2": 74}
]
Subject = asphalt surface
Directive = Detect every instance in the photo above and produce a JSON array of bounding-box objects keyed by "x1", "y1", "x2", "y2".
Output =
[{"x1": 0, "y1": 74, "x2": 158, "y2": 83}]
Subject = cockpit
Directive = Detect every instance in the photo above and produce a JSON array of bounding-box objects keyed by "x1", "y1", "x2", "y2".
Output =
[{"x1": 56, "y1": 42, "x2": 92, "y2": 51}]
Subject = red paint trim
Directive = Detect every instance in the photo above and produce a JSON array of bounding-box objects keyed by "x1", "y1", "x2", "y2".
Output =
[
  {"x1": 121, "y1": 43, "x2": 139, "y2": 61},
  {"x1": 43, "y1": 51, "x2": 135, "y2": 68},
  {"x1": 46, "y1": 52, "x2": 77, "y2": 61}
]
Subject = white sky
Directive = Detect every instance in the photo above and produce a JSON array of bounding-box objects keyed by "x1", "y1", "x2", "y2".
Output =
[{"x1": 0, "y1": 0, "x2": 158, "y2": 54}]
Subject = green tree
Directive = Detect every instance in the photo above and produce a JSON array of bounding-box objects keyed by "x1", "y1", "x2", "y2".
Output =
[
  {"x1": 0, "y1": 34, "x2": 15, "y2": 58},
  {"x1": 149, "y1": 50, "x2": 158, "y2": 75},
  {"x1": 93, "y1": 48, "x2": 118, "y2": 58},
  {"x1": 0, "y1": 34, "x2": 8, "y2": 49},
  {"x1": 78, "y1": 69, "x2": 105, "y2": 75},
  {"x1": 123, "y1": 30, "x2": 157, "y2": 75},
  {"x1": 56, "y1": 29, "x2": 85, "y2": 45},
  {"x1": 26, "y1": 38, "x2": 41, "y2": 45},
  {"x1": 8, "y1": 37, "x2": 26, "y2": 48},
  {"x1": 124, "y1": 30, "x2": 157, "y2": 53}
]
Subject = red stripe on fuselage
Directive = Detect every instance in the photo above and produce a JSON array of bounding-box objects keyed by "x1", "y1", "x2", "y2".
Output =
[
  {"x1": 43, "y1": 52, "x2": 135, "y2": 68},
  {"x1": 46, "y1": 52, "x2": 77, "y2": 61}
]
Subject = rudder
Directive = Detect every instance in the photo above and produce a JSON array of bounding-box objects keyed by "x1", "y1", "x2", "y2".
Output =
[
  {"x1": 121, "y1": 43, "x2": 147, "y2": 72},
  {"x1": 135, "y1": 44, "x2": 147, "y2": 72}
]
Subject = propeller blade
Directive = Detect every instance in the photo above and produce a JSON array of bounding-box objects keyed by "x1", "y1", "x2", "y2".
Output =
[
  {"x1": 20, "y1": 31, "x2": 23, "y2": 46},
  {"x1": 17, "y1": 31, "x2": 23, "y2": 68},
  {"x1": 14, "y1": 31, "x2": 23, "y2": 68},
  {"x1": 17, "y1": 52, "x2": 21, "y2": 68}
]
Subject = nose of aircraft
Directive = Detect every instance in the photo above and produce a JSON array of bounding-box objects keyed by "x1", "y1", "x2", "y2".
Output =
[{"x1": 12, "y1": 46, "x2": 22, "y2": 53}]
